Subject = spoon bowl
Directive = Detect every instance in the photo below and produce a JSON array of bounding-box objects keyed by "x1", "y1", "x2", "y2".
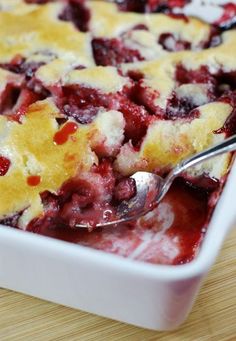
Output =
[{"x1": 76, "y1": 134, "x2": 236, "y2": 229}]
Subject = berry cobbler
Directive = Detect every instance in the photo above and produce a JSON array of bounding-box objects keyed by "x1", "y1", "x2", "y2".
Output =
[{"x1": 0, "y1": 0, "x2": 235, "y2": 265}]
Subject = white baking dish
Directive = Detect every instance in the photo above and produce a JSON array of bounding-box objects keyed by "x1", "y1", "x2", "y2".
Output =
[
  {"x1": 0, "y1": 160, "x2": 235, "y2": 331},
  {"x1": 0, "y1": 0, "x2": 236, "y2": 331}
]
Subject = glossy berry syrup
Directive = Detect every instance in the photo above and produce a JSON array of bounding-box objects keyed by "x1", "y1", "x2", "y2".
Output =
[
  {"x1": 54, "y1": 122, "x2": 78, "y2": 145},
  {"x1": 27, "y1": 178, "x2": 210, "y2": 265},
  {"x1": 27, "y1": 175, "x2": 41, "y2": 186}
]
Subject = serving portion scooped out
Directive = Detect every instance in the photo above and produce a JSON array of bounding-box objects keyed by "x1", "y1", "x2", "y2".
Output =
[
  {"x1": 75, "y1": 135, "x2": 236, "y2": 229},
  {"x1": 0, "y1": 0, "x2": 236, "y2": 265}
]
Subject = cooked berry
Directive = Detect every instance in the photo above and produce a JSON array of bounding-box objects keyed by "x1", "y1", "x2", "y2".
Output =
[
  {"x1": 59, "y1": 0, "x2": 90, "y2": 32},
  {"x1": 166, "y1": 93, "x2": 200, "y2": 120},
  {"x1": 25, "y1": 0, "x2": 53, "y2": 3},
  {"x1": 57, "y1": 85, "x2": 112, "y2": 123},
  {"x1": 114, "y1": 178, "x2": 137, "y2": 202},
  {"x1": 92, "y1": 38, "x2": 144, "y2": 66},
  {"x1": 116, "y1": 0, "x2": 150, "y2": 12},
  {"x1": 159, "y1": 33, "x2": 191, "y2": 51},
  {"x1": 128, "y1": 82, "x2": 162, "y2": 116},
  {"x1": 1, "y1": 58, "x2": 44, "y2": 78},
  {"x1": 216, "y1": 91, "x2": 236, "y2": 136},
  {"x1": 0, "y1": 156, "x2": 11, "y2": 176},
  {"x1": 175, "y1": 65, "x2": 215, "y2": 85},
  {"x1": 118, "y1": 98, "x2": 150, "y2": 144},
  {"x1": 215, "y1": 3, "x2": 236, "y2": 30},
  {"x1": 116, "y1": 0, "x2": 189, "y2": 13},
  {"x1": 93, "y1": 159, "x2": 116, "y2": 196}
]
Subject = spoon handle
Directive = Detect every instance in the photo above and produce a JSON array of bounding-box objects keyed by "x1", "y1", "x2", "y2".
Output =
[
  {"x1": 178, "y1": 134, "x2": 236, "y2": 174},
  {"x1": 158, "y1": 135, "x2": 236, "y2": 202}
]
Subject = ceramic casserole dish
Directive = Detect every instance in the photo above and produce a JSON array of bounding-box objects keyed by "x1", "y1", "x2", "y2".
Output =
[{"x1": 0, "y1": 0, "x2": 236, "y2": 331}]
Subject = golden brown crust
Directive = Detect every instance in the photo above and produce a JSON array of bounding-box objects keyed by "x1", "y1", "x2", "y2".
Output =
[
  {"x1": 37, "y1": 64, "x2": 130, "y2": 92},
  {"x1": 0, "y1": 2, "x2": 93, "y2": 66},
  {"x1": 0, "y1": 99, "x2": 97, "y2": 227}
]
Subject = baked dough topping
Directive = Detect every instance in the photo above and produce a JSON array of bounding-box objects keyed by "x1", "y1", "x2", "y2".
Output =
[
  {"x1": 0, "y1": 99, "x2": 97, "y2": 227},
  {"x1": 0, "y1": 1, "x2": 94, "y2": 66}
]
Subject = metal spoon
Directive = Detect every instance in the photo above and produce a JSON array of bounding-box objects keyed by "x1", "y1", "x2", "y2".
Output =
[{"x1": 76, "y1": 135, "x2": 236, "y2": 229}]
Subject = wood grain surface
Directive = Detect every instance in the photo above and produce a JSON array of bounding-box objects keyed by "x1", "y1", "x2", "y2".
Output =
[{"x1": 0, "y1": 228, "x2": 235, "y2": 341}]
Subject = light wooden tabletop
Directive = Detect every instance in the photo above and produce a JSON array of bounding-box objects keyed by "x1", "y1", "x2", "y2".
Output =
[{"x1": 0, "y1": 228, "x2": 235, "y2": 341}]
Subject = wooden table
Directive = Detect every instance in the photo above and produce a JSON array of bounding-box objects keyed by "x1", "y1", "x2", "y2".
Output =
[{"x1": 0, "y1": 228, "x2": 235, "y2": 341}]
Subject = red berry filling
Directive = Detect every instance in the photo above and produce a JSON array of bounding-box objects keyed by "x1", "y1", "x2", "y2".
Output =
[
  {"x1": 92, "y1": 28, "x2": 209, "y2": 67},
  {"x1": 116, "y1": 0, "x2": 189, "y2": 13},
  {"x1": 167, "y1": 13, "x2": 189, "y2": 22},
  {"x1": 215, "y1": 91, "x2": 236, "y2": 136},
  {"x1": 167, "y1": 180, "x2": 208, "y2": 265},
  {"x1": 114, "y1": 178, "x2": 137, "y2": 202},
  {"x1": 1, "y1": 56, "x2": 49, "y2": 98},
  {"x1": 92, "y1": 38, "x2": 145, "y2": 66},
  {"x1": 158, "y1": 33, "x2": 191, "y2": 52},
  {"x1": 0, "y1": 156, "x2": 11, "y2": 176},
  {"x1": 63, "y1": 105, "x2": 99, "y2": 124},
  {"x1": 28, "y1": 159, "x2": 117, "y2": 229},
  {"x1": 168, "y1": 0, "x2": 189, "y2": 9},
  {"x1": 176, "y1": 64, "x2": 236, "y2": 100},
  {"x1": 50, "y1": 64, "x2": 236, "y2": 146},
  {"x1": 59, "y1": 0, "x2": 90, "y2": 32},
  {"x1": 166, "y1": 93, "x2": 200, "y2": 120},
  {"x1": 176, "y1": 64, "x2": 215, "y2": 85},
  {"x1": 128, "y1": 81, "x2": 163, "y2": 117},
  {"x1": 170, "y1": 65, "x2": 236, "y2": 123},
  {"x1": 27, "y1": 159, "x2": 137, "y2": 229},
  {"x1": 184, "y1": 174, "x2": 220, "y2": 192},
  {"x1": 215, "y1": 3, "x2": 236, "y2": 30},
  {"x1": 24, "y1": 0, "x2": 53, "y2": 3},
  {"x1": 0, "y1": 56, "x2": 50, "y2": 120},
  {"x1": 1, "y1": 57, "x2": 44, "y2": 79},
  {"x1": 53, "y1": 82, "x2": 153, "y2": 145},
  {"x1": 12, "y1": 88, "x2": 42, "y2": 122},
  {"x1": 93, "y1": 159, "x2": 116, "y2": 194},
  {"x1": 53, "y1": 121, "x2": 78, "y2": 145},
  {"x1": 0, "y1": 85, "x2": 21, "y2": 115},
  {"x1": 0, "y1": 83, "x2": 45, "y2": 122},
  {"x1": 215, "y1": 70, "x2": 236, "y2": 94},
  {"x1": 26, "y1": 178, "x2": 210, "y2": 266},
  {"x1": 56, "y1": 85, "x2": 113, "y2": 124},
  {"x1": 118, "y1": 95, "x2": 151, "y2": 144},
  {"x1": 127, "y1": 70, "x2": 144, "y2": 82},
  {"x1": 116, "y1": 0, "x2": 153, "y2": 13}
]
